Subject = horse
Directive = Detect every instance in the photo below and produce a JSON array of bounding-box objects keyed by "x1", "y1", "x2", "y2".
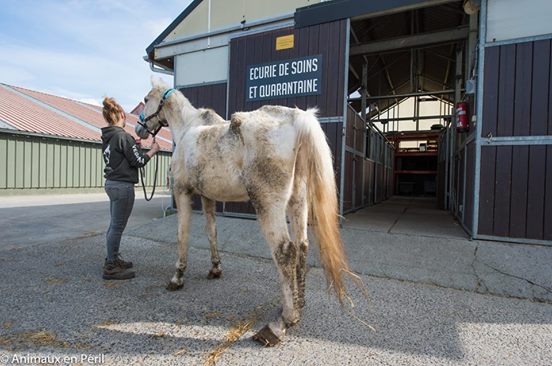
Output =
[{"x1": 137, "y1": 78, "x2": 351, "y2": 346}]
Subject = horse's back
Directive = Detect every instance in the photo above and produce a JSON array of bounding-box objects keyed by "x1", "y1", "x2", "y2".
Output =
[
  {"x1": 175, "y1": 105, "x2": 305, "y2": 202},
  {"x1": 231, "y1": 106, "x2": 300, "y2": 160}
]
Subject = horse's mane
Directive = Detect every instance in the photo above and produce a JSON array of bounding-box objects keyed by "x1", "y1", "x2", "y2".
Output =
[{"x1": 198, "y1": 108, "x2": 226, "y2": 126}]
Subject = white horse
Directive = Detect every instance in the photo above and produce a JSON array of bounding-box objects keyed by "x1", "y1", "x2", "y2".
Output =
[{"x1": 137, "y1": 78, "x2": 350, "y2": 346}]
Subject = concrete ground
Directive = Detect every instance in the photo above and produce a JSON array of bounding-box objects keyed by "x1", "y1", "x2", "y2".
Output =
[
  {"x1": 0, "y1": 194, "x2": 551, "y2": 365},
  {"x1": 344, "y1": 196, "x2": 467, "y2": 238},
  {"x1": 0, "y1": 191, "x2": 173, "y2": 250},
  {"x1": 343, "y1": 197, "x2": 552, "y2": 304}
]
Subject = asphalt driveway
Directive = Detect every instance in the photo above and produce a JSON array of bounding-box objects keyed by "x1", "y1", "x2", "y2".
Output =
[{"x1": 0, "y1": 194, "x2": 551, "y2": 365}]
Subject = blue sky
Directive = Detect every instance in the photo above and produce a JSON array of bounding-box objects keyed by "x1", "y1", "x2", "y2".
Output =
[{"x1": 0, "y1": 0, "x2": 192, "y2": 111}]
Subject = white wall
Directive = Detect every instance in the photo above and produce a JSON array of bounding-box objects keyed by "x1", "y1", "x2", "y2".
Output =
[
  {"x1": 487, "y1": 0, "x2": 552, "y2": 43},
  {"x1": 175, "y1": 47, "x2": 228, "y2": 87},
  {"x1": 165, "y1": 0, "x2": 322, "y2": 43}
]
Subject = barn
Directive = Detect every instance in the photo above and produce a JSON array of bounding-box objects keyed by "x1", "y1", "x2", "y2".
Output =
[
  {"x1": 0, "y1": 84, "x2": 173, "y2": 193},
  {"x1": 145, "y1": 0, "x2": 552, "y2": 246}
]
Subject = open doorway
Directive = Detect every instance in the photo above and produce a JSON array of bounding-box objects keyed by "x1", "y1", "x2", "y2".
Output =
[
  {"x1": 343, "y1": 1, "x2": 472, "y2": 233},
  {"x1": 348, "y1": 1, "x2": 470, "y2": 208}
]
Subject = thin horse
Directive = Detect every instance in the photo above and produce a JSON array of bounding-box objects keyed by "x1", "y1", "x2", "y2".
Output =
[{"x1": 137, "y1": 78, "x2": 351, "y2": 346}]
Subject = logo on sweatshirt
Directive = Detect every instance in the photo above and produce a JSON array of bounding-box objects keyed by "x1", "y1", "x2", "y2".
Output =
[
  {"x1": 132, "y1": 145, "x2": 145, "y2": 165},
  {"x1": 103, "y1": 145, "x2": 111, "y2": 165}
]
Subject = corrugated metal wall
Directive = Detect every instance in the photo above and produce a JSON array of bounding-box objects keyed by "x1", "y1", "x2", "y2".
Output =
[
  {"x1": 478, "y1": 39, "x2": 552, "y2": 242},
  {"x1": 0, "y1": 132, "x2": 172, "y2": 190}
]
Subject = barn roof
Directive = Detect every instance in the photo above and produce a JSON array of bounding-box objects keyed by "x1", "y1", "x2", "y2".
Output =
[{"x1": 0, "y1": 84, "x2": 173, "y2": 152}]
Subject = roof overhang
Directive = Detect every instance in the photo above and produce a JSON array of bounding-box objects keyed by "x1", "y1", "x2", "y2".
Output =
[
  {"x1": 295, "y1": 0, "x2": 459, "y2": 28},
  {"x1": 147, "y1": 13, "x2": 294, "y2": 68}
]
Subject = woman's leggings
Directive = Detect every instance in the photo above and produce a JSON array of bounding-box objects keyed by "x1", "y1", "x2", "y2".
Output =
[{"x1": 105, "y1": 180, "x2": 135, "y2": 262}]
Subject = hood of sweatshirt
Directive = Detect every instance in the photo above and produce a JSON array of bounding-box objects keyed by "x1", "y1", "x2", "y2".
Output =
[{"x1": 101, "y1": 126, "x2": 124, "y2": 144}]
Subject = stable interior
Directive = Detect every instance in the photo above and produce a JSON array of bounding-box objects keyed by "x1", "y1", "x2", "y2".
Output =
[{"x1": 343, "y1": 1, "x2": 472, "y2": 233}]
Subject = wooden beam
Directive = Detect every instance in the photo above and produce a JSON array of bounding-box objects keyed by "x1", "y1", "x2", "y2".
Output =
[
  {"x1": 350, "y1": 26, "x2": 469, "y2": 56},
  {"x1": 295, "y1": 0, "x2": 458, "y2": 28}
]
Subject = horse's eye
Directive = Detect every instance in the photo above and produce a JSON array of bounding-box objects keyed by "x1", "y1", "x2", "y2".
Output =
[{"x1": 144, "y1": 97, "x2": 149, "y2": 103}]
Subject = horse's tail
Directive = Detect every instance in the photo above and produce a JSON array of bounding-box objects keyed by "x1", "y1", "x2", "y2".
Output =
[{"x1": 294, "y1": 108, "x2": 350, "y2": 303}]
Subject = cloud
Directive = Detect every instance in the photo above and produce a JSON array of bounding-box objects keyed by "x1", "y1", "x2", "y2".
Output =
[
  {"x1": 0, "y1": 0, "x2": 187, "y2": 111},
  {"x1": 145, "y1": 18, "x2": 175, "y2": 38}
]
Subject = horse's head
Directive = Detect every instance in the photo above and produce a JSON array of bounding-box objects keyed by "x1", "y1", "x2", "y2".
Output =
[{"x1": 136, "y1": 77, "x2": 175, "y2": 139}]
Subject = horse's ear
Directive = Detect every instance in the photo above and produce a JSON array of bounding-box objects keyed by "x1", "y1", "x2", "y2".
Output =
[{"x1": 150, "y1": 76, "x2": 168, "y2": 91}]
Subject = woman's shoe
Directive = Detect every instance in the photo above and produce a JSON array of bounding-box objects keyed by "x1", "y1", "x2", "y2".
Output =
[
  {"x1": 113, "y1": 254, "x2": 133, "y2": 269},
  {"x1": 103, "y1": 261, "x2": 135, "y2": 280}
]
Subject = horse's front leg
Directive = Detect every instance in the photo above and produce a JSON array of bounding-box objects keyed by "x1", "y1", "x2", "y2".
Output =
[
  {"x1": 166, "y1": 190, "x2": 192, "y2": 291},
  {"x1": 201, "y1": 197, "x2": 222, "y2": 279}
]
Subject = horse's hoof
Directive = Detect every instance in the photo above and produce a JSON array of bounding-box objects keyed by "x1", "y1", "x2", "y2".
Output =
[
  {"x1": 285, "y1": 318, "x2": 300, "y2": 328},
  {"x1": 166, "y1": 281, "x2": 183, "y2": 291},
  {"x1": 252, "y1": 325, "x2": 282, "y2": 347},
  {"x1": 207, "y1": 268, "x2": 222, "y2": 279}
]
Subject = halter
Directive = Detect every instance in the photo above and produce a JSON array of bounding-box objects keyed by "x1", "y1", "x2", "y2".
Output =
[
  {"x1": 135, "y1": 88, "x2": 175, "y2": 202},
  {"x1": 137, "y1": 88, "x2": 176, "y2": 136}
]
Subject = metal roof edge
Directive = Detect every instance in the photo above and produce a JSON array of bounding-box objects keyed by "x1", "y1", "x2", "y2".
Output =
[
  {"x1": 0, "y1": 127, "x2": 173, "y2": 152},
  {"x1": 0, "y1": 127, "x2": 100, "y2": 144},
  {"x1": 0, "y1": 118, "x2": 16, "y2": 130},
  {"x1": 145, "y1": 0, "x2": 204, "y2": 58}
]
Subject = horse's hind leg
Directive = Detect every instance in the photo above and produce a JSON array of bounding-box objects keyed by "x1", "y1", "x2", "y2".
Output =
[
  {"x1": 287, "y1": 179, "x2": 309, "y2": 310},
  {"x1": 201, "y1": 197, "x2": 222, "y2": 279},
  {"x1": 252, "y1": 201, "x2": 299, "y2": 346},
  {"x1": 167, "y1": 190, "x2": 192, "y2": 291}
]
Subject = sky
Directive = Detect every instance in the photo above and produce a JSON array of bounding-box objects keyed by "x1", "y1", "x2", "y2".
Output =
[{"x1": 0, "y1": 0, "x2": 192, "y2": 111}]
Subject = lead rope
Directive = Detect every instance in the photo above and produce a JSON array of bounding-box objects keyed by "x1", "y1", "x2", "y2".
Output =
[{"x1": 139, "y1": 139, "x2": 159, "y2": 201}]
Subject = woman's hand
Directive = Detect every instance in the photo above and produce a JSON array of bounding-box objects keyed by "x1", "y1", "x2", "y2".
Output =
[
  {"x1": 146, "y1": 137, "x2": 160, "y2": 158},
  {"x1": 150, "y1": 140, "x2": 160, "y2": 153}
]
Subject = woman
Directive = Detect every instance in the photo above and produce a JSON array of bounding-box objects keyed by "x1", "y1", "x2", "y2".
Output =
[{"x1": 101, "y1": 97, "x2": 160, "y2": 280}]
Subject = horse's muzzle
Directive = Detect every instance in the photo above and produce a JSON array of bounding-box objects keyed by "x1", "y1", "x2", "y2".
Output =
[
  {"x1": 135, "y1": 121, "x2": 150, "y2": 139},
  {"x1": 135, "y1": 112, "x2": 150, "y2": 139}
]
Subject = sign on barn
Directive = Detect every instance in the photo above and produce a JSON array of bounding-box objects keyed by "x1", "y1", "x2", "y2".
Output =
[{"x1": 246, "y1": 55, "x2": 323, "y2": 101}]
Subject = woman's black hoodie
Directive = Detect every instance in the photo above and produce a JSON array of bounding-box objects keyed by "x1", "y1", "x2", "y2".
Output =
[{"x1": 101, "y1": 126, "x2": 150, "y2": 183}]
